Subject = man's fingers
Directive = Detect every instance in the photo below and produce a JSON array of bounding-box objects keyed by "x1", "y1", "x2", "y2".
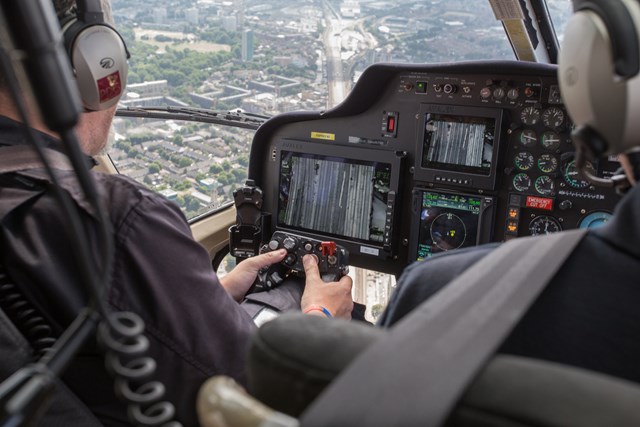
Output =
[
  {"x1": 246, "y1": 249, "x2": 287, "y2": 270},
  {"x1": 302, "y1": 254, "x2": 321, "y2": 281}
]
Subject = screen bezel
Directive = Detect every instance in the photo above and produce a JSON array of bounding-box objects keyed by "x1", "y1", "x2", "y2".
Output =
[
  {"x1": 414, "y1": 104, "x2": 503, "y2": 191},
  {"x1": 272, "y1": 138, "x2": 403, "y2": 259},
  {"x1": 409, "y1": 188, "x2": 495, "y2": 262}
]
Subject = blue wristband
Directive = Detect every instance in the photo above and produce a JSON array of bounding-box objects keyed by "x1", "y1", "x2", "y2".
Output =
[{"x1": 304, "y1": 305, "x2": 333, "y2": 318}]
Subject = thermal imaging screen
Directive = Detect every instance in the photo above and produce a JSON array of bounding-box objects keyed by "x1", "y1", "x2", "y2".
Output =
[
  {"x1": 422, "y1": 113, "x2": 495, "y2": 175},
  {"x1": 416, "y1": 191, "x2": 482, "y2": 260},
  {"x1": 278, "y1": 151, "x2": 392, "y2": 244}
]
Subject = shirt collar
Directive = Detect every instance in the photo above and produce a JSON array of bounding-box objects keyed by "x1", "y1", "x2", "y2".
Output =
[{"x1": 0, "y1": 115, "x2": 97, "y2": 167}]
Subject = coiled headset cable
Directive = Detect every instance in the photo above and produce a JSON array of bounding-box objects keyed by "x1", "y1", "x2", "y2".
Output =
[{"x1": 0, "y1": 4, "x2": 182, "y2": 426}]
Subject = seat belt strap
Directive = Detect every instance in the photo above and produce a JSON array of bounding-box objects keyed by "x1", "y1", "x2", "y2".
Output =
[
  {"x1": 0, "y1": 145, "x2": 73, "y2": 173},
  {"x1": 301, "y1": 229, "x2": 588, "y2": 427}
]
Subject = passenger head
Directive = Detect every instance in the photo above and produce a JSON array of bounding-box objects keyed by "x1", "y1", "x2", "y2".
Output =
[
  {"x1": 559, "y1": 0, "x2": 640, "y2": 185},
  {"x1": 0, "y1": 0, "x2": 127, "y2": 156}
]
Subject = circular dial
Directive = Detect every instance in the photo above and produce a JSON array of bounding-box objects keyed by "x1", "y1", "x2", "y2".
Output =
[
  {"x1": 520, "y1": 106, "x2": 541, "y2": 125},
  {"x1": 515, "y1": 152, "x2": 534, "y2": 170},
  {"x1": 578, "y1": 211, "x2": 612, "y2": 229},
  {"x1": 430, "y1": 213, "x2": 466, "y2": 251},
  {"x1": 529, "y1": 216, "x2": 562, "y2": 236},
  {"x1": 519, "y1": 129, "x2": 537, "y2": 147},
  {"x1": 480, "y1": 87, "x2": 492, "y2": 99},
  {"x1": 538, "y1": 154, "x2": 558, "y2": 173},
  {"x1": 493, "y1": 87, "x2": 505, "y2": 100},
  {"x1": 541, "y1": 131, "x2": 561, "y2": 151},
  {"x1": 512, "y1": 173, "x2": 532, "y2": 192},
  {"x1": 564, "y1": 160, "x2": 596, "y2": 189},
  {"x1": 542, "y1": 107, "x2": 565, "y2": 128},
  {"x1": 535, "y1": 175, "x2": 555, "y2": 196},
  {"x1": 507, "y1": 88, "x2": 519, "y2": 100}
]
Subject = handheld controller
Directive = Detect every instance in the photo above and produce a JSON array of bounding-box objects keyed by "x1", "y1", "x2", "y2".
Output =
[{"x1": 253, "y1": 231, "x2": 349, "y2": 291}]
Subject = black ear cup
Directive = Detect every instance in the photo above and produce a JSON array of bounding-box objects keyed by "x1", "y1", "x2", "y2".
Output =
[
  {"x1": 60, "y1": 0, "x2": 129, "y2": 111},
  {"x1": 559, "y1": 0, "x2": 640, "y2": 158}
]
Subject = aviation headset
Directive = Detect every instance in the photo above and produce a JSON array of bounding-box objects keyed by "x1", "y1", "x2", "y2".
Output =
[
  {"x1": 59, "y1": 0, "x2": 129, "y2": 111},
  {"x1": 559, "y1": 0, "x2": 640, "y2": 161}
]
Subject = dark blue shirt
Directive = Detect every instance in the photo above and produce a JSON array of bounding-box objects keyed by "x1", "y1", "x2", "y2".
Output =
[
  {"x1": 0, "y1": 116, "x2": 256, "y2": 426},
  {"x1": 380, "y1": 183, "x2": 640, "y2": 384}
]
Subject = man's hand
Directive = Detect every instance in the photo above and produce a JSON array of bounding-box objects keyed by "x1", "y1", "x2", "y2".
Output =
[
  {"x1": 301, "y1": 254, "x2": 354, "y2": 319},
  {"x1": 220, "y1": 249, "x2": 287, "y2": 301}
]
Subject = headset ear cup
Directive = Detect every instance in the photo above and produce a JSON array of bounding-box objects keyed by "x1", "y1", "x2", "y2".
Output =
[
  {"x1": 68, "y1": 24, "x2": 128, "y2": 111},
  {"x1": 560, "y1": 0, "x2": 640, "y2": 157}
]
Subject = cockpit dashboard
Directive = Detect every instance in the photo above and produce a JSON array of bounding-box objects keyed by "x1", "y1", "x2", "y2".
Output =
[{"x1": 249, "y1": 61, "x2": 621, "y2": 276}]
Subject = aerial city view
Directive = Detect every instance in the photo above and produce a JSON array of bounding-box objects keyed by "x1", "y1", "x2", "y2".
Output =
[
  {"x1": 109, "y1": 0, "x2": 520, "y2": 216},
  {"x1": 109, "y1": 0, "x2": 570, "y2": 319}
]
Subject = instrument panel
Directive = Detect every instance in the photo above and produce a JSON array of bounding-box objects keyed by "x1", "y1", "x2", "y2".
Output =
[{"x1": 249, "y1": 61, "x2": 621, "y2": 276}]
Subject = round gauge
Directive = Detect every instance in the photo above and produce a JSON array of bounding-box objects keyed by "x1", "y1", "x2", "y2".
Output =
[
  {"x1": 519, "y1": 129, "x2": 537, "y2": 147},
  {"x1": 507, "y1": 88, "x2": 519, "y2": 100},
  {"x1": 542, "y1": 107, "x2": 565, "y2": 128},
  {"x1": 538, "y1": 154, "x2": 558, "y2": 173},
  {"x1": 520, "y1": 106, "x2": 541, "y2": 125},
  {"x1": 578, "y1": 211, "x2": 612, "y2": 229},
  {"x1": 535, "y1": 175, "x2": 555, "y2": 196},
  {"x1": 430, "y1": 213, "x2": 466, "y2": 251},
  {"x1": 529, "y1": 216, "x2": 562, "y2": 236},
  {"x1": 564, "y1": 160, "x2": 596, "y2": 189},
  {"x1": 512, "y1": 173, "x2": 532, "y2": 192},
  {"x1": 514, "y1": 152, "x2": 534, "y2": 170},
  {"x1": 541, "y1": 131, "x2": 561, "y2": 151},
  {"x1": 480, "y1": 87, "x2": 492, "y2": 99},
  {"x1": 493, "y1": 87, "x2": 505, "y2": 99}
]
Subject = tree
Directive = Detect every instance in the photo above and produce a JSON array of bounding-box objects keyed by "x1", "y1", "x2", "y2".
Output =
[
  {"x1": 371, "y1": 304, "x2": 385, "y2": 320},
  {"x1": 178, "y1": 157, "x2": 192, "y2": 168},
  {"x1": 209, "y1": 164, "x2": 223, "y2": 174},
  {"x1": 148, "y1": 163, "x2": 161, "y2": 174}
]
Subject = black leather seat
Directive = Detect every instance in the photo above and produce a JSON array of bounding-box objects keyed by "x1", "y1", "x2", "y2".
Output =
[{"x1": 248, "y1": 313, "x2": 640, "y2": 426}]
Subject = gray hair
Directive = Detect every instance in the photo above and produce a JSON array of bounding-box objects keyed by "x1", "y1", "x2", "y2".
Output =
[{"x1": 55, "y1": 0, "x2": 115, "y2": 25}]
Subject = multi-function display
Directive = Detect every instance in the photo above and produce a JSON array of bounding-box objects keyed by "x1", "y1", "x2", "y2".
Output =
[
  {"x1": 421, "y1": 113, "x2": 495, "y2": 176},
  {"x1": 278, "y1": 151, "x2": 392, "y2": 245},
  {"x1": 415, "y1": 190, "x2": 483, "y2": 260}
]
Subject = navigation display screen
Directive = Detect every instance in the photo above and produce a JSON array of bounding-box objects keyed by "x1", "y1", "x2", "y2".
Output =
[
  {"x1": 421, "y1": 113, "x2": 495, "y2": 175},
  {"x1": 416, "y1": 191, "x2": 482, "y2": 260},
  {"x1": 278, "y1": 151, "x2": 392, "y2": 244}
]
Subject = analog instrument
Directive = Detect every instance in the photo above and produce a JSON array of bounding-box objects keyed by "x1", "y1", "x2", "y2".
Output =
[
  {"x1": 542, "y1": 107, "x2": 565, "y2": 128},
  {"x1": 520, "y1": 106, "x2": 540, "y2": 125},
  {"x1": 519, "y1": 129, "x2": 537, "y2": 147},
  {"x1": 564, "y1": 160, "x2": 596, "y2": 189},
  {"x1": 529, "y1": 216, "x2": 562, "y2": 236},
  {"x1": 515, "y1": 152, "x2": 534, "y2": 170},
  {"x1": 535, "y1": 175, "x2": 555, "y2": 196},
  {"x1": 540, "y1": 131, "x2": 561, "y2": 151},
  {"x1": 578, "y1": 211, "x2": 612, "y2": 229},
  {"x1": 538, "y1": 154, "x2": 558, "y2": 173},
  {"x1": 512, "y1": 173, "x2": 532, "y2": 192}
]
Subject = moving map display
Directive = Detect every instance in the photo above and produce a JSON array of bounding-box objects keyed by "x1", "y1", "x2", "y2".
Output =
[{"x1": 416, "y1": 191, "x2": 482, "y2": 260}]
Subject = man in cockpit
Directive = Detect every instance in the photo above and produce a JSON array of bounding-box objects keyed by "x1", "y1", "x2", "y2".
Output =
[{"x1": 0, "y1": 1, "x2": 353, "y2": 426}]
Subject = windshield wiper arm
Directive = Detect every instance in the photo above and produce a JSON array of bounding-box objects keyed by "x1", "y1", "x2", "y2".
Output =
[{"x1": 115, "y1": 106, "x2": 270, "y2": 130}]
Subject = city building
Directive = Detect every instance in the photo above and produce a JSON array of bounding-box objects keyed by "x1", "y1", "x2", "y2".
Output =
[
  {"x1": 185, "y1": 8, "x2": 199, "y2": 26},
  {"x1": 242, "y1": 29, "x2": 254, "y2": 62},
  {"x1": 153, "y1": 7, "x2": 167, "y2": 24}
]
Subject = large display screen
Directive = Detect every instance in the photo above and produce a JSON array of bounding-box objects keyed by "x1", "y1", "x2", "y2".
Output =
[
  {"x1": 415, "y1": 191, "x2": 482, "y2": 260},
  {"x1": 421, "y1": 113, "x2": 495, "y2": 176},
  {"x1": 278, "y1": 151, "x2": 392, "y2": 245}
]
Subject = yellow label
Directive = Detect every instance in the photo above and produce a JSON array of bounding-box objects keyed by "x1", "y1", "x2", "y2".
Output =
[{"x1": 311, "y1": 132, "x2": 335, "y2": 141}]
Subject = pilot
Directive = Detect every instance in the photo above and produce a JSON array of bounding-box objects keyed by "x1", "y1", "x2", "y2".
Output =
[
  {"x1": 379, "y1": 0, "x2": 640, "y2": 385},
  {"x1": 0, "y1": 0, "x2": 353, "y2": 426}
]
